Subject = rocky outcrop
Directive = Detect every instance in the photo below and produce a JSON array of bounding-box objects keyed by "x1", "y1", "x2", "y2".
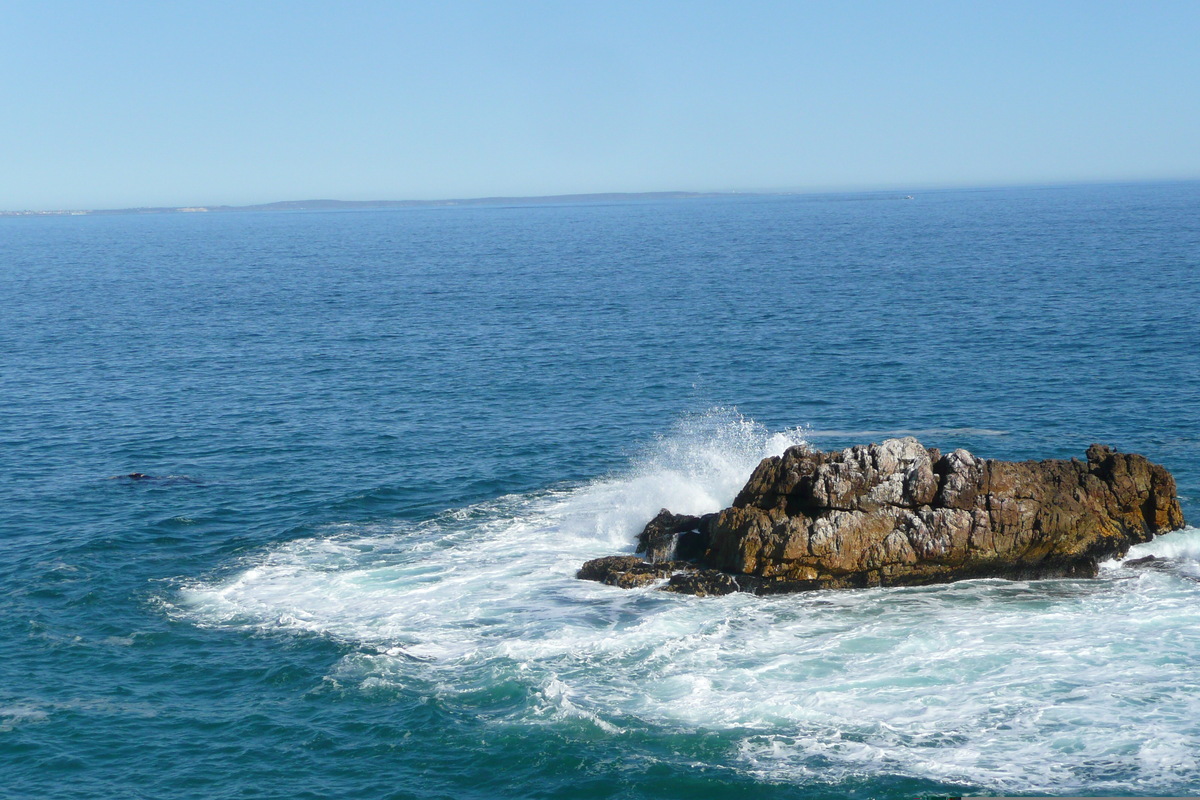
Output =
[
  {"x1": 578, "y1": 438, "x2": 1185, "y2": 596},
  {"x1": 635, "y1": 509, "x2": 716, "y2": 562}
]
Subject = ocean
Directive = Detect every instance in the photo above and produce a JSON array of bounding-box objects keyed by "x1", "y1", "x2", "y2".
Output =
[{"x1": 1, "y1": 182, "x2": 1198, "y2": 798}]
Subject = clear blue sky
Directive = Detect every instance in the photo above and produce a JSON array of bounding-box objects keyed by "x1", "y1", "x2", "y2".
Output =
[{"x1": 3, "y1": 0, "x2": 1197, "y2": 209}]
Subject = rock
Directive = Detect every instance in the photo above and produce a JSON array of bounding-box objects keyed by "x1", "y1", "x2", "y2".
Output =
[
  {"x1": 108, "y1": 473, "x2": 202, "y2": 485},
  {"x1": 636, "y1": 509, "x2": 715, "y2": 562},
  {"x1": 577, "y1": 555, "x2": 649, "y2": 582},
  {"x1": 662, "y1": 569, "x2": 740, "y2": 597},
  {"x1": 580, "y1": 437, "x2": 1186, "y2": 596},
  {"x1": 577, "y1": 555, "x2": 692, "y2": 588},
  {"x1": 1123, "y1": 554, "x2": 1168, "y2": 570}
]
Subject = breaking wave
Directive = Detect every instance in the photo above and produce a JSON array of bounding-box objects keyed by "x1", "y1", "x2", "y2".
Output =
[{"x1": 174, "y1": 411, "x2": 1200, "y2": 794}]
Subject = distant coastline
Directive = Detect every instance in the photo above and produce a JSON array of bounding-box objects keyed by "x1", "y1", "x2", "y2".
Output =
[
  {"x1": 7, "y1": 179, "x2": 1196, "y2": 218},
  {"x1": 0, "y1": 191, "x2": 732, "y2": 218}
]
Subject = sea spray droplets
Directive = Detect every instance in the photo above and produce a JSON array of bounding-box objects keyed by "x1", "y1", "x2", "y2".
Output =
[
  {"x1": 571, "y1": 408, "x2": 808, "y2": 546},
  {"x1": 635, "y1": 408, "x2": 809, "y2": 505}
]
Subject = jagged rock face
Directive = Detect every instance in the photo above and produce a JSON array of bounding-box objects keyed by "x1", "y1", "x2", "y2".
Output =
[
  {"x1": 636, "y1": 509, "x2": 715, "y2": 562},
  {"x1": 705, "y1": 438, "x2": 1184, "y2": 590},
  {"x1": 578, "y1": 437, "x2": 1186, "y2": 596}
]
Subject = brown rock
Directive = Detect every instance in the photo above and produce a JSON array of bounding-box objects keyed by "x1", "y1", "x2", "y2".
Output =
[
  {"x1": 577, "y1": 555, "x2": 693, "y2": 588},
  {"x1": 662, "y1": 569, "x2": 740, "y2": 597},
  {"x1": 579, "y1": 437, "x2": 1186, "y2": 596},
  {"x1": 635, "y1": 509, "x2": 714, "y2": 562}
]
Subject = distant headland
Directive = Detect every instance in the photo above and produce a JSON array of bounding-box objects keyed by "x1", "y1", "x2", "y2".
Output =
[{"x1": 0, "y1": 191, "x2": 733, "y2": 218}]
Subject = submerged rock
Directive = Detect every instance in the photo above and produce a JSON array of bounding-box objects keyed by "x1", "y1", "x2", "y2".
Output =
[{"x1": 579, "y1": 438, "x2": 1185, "y2": 596}]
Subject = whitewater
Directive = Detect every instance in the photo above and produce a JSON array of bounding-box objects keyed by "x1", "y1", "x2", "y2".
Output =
[{"x1": 175, "y1": 412, "x2": 1200, "y2": 795}]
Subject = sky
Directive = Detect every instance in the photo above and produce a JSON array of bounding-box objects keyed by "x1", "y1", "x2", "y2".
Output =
[{"x1": 2, "y1": 0, "x2": 1198, "y2": 210}]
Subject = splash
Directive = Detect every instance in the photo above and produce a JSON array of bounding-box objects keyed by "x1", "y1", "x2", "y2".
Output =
[
  {"x1": 177, "y1": 408, "x2": 804, "y2": 649},
  {"x1": 1121, "y1": 526, "x2": 1200, "y2": 563},
  {"x1": 174, "y1": 412, "x2": 1200, "y2": 794}
]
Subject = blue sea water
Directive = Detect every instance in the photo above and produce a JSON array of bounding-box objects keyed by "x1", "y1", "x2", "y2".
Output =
[{"x1": 1, "y1": 183, "x2": 1199, "y2": 799}]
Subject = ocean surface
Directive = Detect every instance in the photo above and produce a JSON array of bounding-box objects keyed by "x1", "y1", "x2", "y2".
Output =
[{"x1": 2, "y1": 182, "x2": 1198, "y2": 799}]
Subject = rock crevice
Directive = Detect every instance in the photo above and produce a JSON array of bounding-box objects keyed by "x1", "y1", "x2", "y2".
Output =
[{"x1": 578, "y1": 437, "x2": 1185, "y2": 596}]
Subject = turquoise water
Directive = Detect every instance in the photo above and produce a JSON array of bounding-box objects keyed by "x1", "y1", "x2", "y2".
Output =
[{"x1": 2, "y1": 183, "x2": 1198, "y2": 798}]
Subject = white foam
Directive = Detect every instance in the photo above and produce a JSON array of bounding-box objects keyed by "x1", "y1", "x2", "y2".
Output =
[
  {"x1": 176, "y1": 409, "x2": 803, "y2": 649},
  {"x1": 0, "y1": 705, "x2": 49, "y2": 732},
  {"x1": 1122, "y1": 526, "x2": 1200, "y2": 562},
  {"x1": 173, "y1": 413, "x2": 1200, "y2": 794}
]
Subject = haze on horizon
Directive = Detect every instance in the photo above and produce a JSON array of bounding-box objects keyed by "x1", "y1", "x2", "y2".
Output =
[{"x1": 2, "y1": 0, "x2": 1197, "y2": 211}]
